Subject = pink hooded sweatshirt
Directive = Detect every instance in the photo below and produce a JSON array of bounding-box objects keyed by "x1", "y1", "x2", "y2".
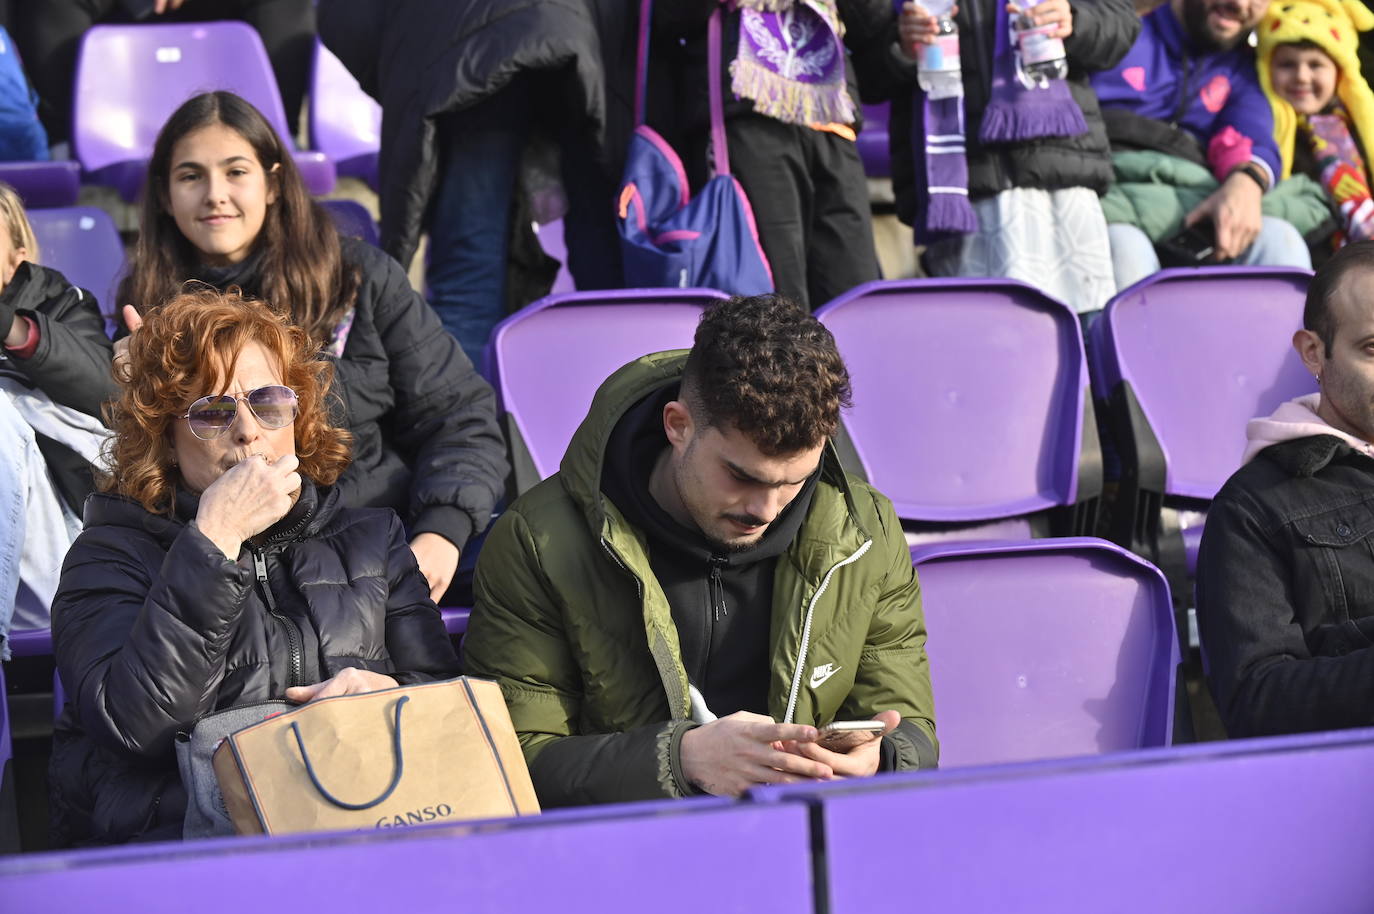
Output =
[{"x1": 1241, "y1": 393, "x2": 1374, "y2": 465}]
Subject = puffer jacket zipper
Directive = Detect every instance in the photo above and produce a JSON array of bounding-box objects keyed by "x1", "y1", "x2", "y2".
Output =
[
  {"x1": 782, "y1": 538, "x2": 873, "y2": 724},
  {"x1": 251, "y1": 547, "x2": 305, "y2": 689}
]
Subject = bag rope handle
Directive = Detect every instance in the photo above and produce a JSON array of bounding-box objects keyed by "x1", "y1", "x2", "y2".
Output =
[{"x1": 290, "y1": 694, "x2": 408, "y2": 811}]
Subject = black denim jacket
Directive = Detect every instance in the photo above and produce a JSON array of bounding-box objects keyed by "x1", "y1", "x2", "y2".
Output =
[{"x1": 1197, "y1": 435, "x2": 1374, "y2": 738}]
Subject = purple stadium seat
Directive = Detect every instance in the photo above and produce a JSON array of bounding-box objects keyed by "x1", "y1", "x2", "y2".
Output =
[
  {"x1": 0, "y1": 161, "x2": 81, "y2": 208},
  {"x1": 1089, "y1": 267, "x2": 1314, "y2": 584},
  {"x1": 6, "y1": 628, "x2": 51, "y2": 658},
  {"x1": 911, "y1": 537, "x2": 1176, "y2": 767},
  {"x1": 535, "y1": 218, "x2": 576, "y2": 295},
  {"x1": 29, "y1": 206, "x2": 125, "y2": 315},
  {"x1": 486, "y1": 288, "x2": 728, "y2": 493},
  {"x1": 308, "y1": 40, "x2": 379, "y2": 189},
  {"x1": 320, "y1": 198, "x2": 378, "y2": 247},
  {"x1": 72, "y1": 22, "x2": 336, "y2": 201},
  {"x1": 816, "y1": 279, "x2": 1100, "y2": 543},
  {"x1": 439, "y1": 607, "x2": 469, "y2": 637},
  {"x1": 856, "y1": 102, "x2": 890, "y2": 179},
  {"x1": 0, "y1": 663, "x2": 14, "y2": 852}
]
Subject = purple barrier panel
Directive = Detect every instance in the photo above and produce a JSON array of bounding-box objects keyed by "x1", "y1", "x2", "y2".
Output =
[
  {"x1": 0, "y1": 797, "x2": 814, "y2": 914},
  {"x1": 757, "y1": 726, "x2": 1374, "y2": 913}
]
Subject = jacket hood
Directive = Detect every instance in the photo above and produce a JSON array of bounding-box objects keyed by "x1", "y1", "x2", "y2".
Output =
[
  {"x1": 1243, "y1": 393, "x2": 1374, "y2": 465},
  {"x1": 559, "y1": 351, "x2": 860, "y2": 540},
  {"x1": 83, "y1": 480, "x2": 342, "y2": 548}
]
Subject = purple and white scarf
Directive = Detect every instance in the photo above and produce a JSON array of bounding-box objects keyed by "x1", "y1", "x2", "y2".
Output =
[
  {"x1": 908, "y1": 1, "x2": 1088, "y2": 242},
  {"x1": 731, "y1": 0, "x2": 856, "y2": 127}
]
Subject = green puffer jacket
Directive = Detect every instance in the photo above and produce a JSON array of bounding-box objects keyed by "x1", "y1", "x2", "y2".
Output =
[
  {"x1": 464, "y1": 352, "x2": 937, "y2": 807},
  {"x1": 1100, "y1": 149, "x2": 1332, "y2": 241}
]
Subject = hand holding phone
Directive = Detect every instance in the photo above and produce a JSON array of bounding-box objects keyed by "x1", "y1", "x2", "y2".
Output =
[{"x1": 816, "y1": 719, "x2": 886, "y2": 750}]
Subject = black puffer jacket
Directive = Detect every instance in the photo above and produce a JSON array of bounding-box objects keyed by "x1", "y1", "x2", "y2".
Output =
[
  {"x1": 0, "y1": 261, "x2": 115, "y2": 417},
  {"x1": 49, "y1": 482, "x2": 461, "y2": 846},
  {"x1": 0, "y1": 261, "x2": 115, "y2": 512},
  {"x1": 317, "y1": 0, "x2": 605, "y2": 271},
  {"x1": 879, "y1": 0, "x2": 1138, "y2": 224},
  {"x1": 1197, "y1": 436, "x2": 1374, "y2": 739},
  {"x1": 228, "y1": 238, "x2": 507, "y2": 551}
]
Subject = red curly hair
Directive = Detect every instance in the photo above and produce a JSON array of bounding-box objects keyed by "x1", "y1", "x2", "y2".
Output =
[{"x1": 103, "y1": 287, "x2": 351, "y2": 514}]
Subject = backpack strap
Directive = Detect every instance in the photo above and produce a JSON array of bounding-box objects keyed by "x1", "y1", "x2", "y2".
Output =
[
  {"x1": 636, "y1": 0, "x2": 732, "y2": 176},
  {"x1": 707, "y1": 6, "x2": 731, "y2": 176}
]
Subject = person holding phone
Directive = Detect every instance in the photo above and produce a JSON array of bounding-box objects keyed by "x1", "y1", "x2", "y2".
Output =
[{"x1": 464, "y1": 295, "x2": 938, "y2": 805}]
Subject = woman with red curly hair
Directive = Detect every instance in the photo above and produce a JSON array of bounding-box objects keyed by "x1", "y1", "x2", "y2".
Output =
[{"x1": 48, "y1": 288, "x2": 460, "y2": 847}]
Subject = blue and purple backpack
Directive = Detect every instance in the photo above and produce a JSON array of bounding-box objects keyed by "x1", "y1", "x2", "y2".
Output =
[{"x1": 617, "y1": 1, "x2": 772, "y2": 295}]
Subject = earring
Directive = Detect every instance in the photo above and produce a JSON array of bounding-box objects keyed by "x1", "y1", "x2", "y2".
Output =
[{"x1": 1316, "y1": 374, "x2": 1322, "y2": 385}]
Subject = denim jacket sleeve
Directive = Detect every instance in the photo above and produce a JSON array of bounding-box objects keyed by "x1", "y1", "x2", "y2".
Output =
[{"x1": 1196, "y1": 488, "x2": 1374, "y2": 737}]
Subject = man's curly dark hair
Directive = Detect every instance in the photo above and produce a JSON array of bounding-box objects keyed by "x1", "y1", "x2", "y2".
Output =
[{"x1": 680, "y1": 294, "x2": 851, "y2": 455}]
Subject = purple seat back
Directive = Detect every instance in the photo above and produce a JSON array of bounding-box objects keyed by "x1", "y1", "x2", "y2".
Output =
[
  {"x1": 0, "y1": 798, "x2": 813, "y2": 913},
  {"x1": 1092, "y1": 267, "x2": 1315, "y2": 500},
  {"x1": 29, "y1": 206, "x2": 125, "y2": 314},
  {"x1": 72, "y1": 23, "x2": 335, "y2": 200},
  {"x1": 0, "y1": 161, "x2": 81, "y2": 208},
  {"x1": 856, "y1": 102, "x2": 890, "y2": 179},
  {"x1": 6, "y1": 628, "x2": 51, "y2": 658},
  {"x1": 912, "y1": 537, "x2": 1176, "y2": 767},
  {"x1": 308, "y1": 40, "x2": 379, "y2": 187},
  {"x1": 816, "y1": 279, "x2": 1091, "y2": 523},
  {"x1": 488, "y1": 289, "x2": 726, "y2": 484},
  {"x1": 320, "y1": 199, "x2": 378, "y2": 247}
]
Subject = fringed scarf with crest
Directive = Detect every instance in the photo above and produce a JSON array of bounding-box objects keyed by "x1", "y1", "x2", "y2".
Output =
[{"x1": 730, "y1": 0, "x2": 855, "y2": 127}]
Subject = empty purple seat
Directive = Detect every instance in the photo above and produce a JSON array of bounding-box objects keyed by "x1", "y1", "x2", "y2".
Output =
[
  {"x1": 0, "y1": 161, "x2": 81, "y2": 208},
  {"x1": 73, "y1": 22, "x2": 335, "y2": 201},
  {"x1": 308, "y1": 40, "x2": 379, "y2": 189},
  {"x1": 487, "y1": 289, "x2": 728, "y2": 493},
  {"x1": 816, "y1": 279, "x2": 1100, "y2": 544},
  {"x1": 320, "y1": 199, "x2": 378, "y2": 247},
  {"x1": 912, "y1": 537, "x2": 1176, "y2": 767},
  {"x1": 857, "y1": 102, "x2": 891, "y2": 179},
  {"x1": 28, "y1": 206, "x2": 125, "y2": 314},
  {"x1": 1089, "y1": 267, "x2": 1314, "y2": 589}
]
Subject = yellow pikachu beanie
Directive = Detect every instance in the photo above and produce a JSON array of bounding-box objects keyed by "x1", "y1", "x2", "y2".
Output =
[{"x1": 1257, "y1": 0, "x2": 1374, "y2": 180}]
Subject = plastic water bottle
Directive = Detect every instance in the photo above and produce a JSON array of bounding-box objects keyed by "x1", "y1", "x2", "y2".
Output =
[
  {"x1": 1012, "y1": 0, "x2": 1069, "y2": 89},
  {"x1": 915, "y1": 2, "x2": 963, "y2": 100}
]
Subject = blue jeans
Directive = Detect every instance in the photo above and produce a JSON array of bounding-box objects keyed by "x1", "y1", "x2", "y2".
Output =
[
  {"x1": 427, "y1": 81, "x2": 532, "y2": 369},
  {"x1": 1107, "y1": 218, "x2": 1312, "y2": 292}
]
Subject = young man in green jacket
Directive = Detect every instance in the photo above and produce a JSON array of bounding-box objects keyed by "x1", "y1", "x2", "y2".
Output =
[{"x1": 464, "y1": 295, "x2": 937, "y2": 806}]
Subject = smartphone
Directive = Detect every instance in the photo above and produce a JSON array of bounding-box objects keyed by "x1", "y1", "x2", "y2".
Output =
[
  {"x1": 817, "y1": 720, "x2": 885, "y2": 748},
  {"x1": 1157, "y1": 222, "x2": 1225, "y2": 267}
]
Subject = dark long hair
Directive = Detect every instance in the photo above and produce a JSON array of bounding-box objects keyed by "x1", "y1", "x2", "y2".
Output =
[{"x1": 120, "y1": 91, "x2": 358, "y2": 344}]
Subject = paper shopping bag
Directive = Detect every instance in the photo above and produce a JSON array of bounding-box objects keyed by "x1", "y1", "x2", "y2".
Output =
[{"x1": 212, "y1": 676, "x2": 539, "y2": 835}]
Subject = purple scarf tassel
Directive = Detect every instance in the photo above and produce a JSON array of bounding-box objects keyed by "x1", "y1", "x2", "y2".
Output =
[
  {"x1": 980, "y1": 2, "x2": 1087, "y2": 142},
  {"x1": 914, "y1": 94, "x2": 978, "y2": 240}
]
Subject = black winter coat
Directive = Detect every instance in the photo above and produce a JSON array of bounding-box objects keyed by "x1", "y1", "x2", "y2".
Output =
[
  {"x1": 878, "y1": 0, "x2": 1139, "y2": 224},
  {"x1": 317, "y1": 0, "x2": 605, "y2": 271},
  {"x1": 49, "y1": 482, "x2": 461, "y2": 846},
  {"x1": 0, "y1": 261, "x2": 115, "y2": 512},
  {"x1": 1196, "y1": 436, "x2": 1374, "y2": 739},
  {"x1": 233, "y1": 238, "x2": 507, "y2": 551}
]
